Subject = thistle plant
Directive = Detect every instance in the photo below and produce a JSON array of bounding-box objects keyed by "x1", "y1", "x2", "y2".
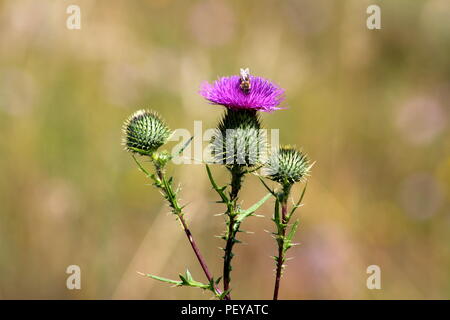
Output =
[
  {"x1": 121, "y1": 68, "x2": 314, "y2": 300},
  {"x1": 123, "y1": 110, "x2": 223, "y2": 298},
  {"x1": 200, "y1": 68, "x2": 284, "y2": 299},
  {"x1": 206, "y1": 109, "x2": 267, "y2": 300},
  {"x1": 260, "y1": 146, "x2": 313, "y2": 300}
]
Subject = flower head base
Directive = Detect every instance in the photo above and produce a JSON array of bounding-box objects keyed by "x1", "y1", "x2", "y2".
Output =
[
  {"x1": 200, "y1": 69, "x2": 285, "y2": 112},
  {"x1": 211, "y1": 109, "x2": 267, "y2": 167},
  {"x1": 122, "y1": 110, "x2": 171, "y2": 156},
  {"x1": 264, "y1": 146, "x2": 311, "y2": 185}
]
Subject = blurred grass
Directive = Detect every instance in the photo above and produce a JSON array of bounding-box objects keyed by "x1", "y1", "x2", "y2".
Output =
[{"x1": 0, "y1": 0, "x2": 449, "y2": 299}]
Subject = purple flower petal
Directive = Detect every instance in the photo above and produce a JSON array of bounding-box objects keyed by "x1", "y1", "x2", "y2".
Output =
[{"x1": 199, "y1": 75, "x2": 285, "y2": 112}]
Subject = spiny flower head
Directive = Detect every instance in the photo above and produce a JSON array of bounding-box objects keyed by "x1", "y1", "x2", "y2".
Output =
[
  {"x1": 264, "y1": 146, "x2": 312, "y2": 185},
  {"x1": 200, "y1": 69, "x2": 285, "y2": 112},
  {"x1": 211, "y1": 109, "x2": 266, "y2": 167},
  {"x1": 122, "y1": 109, "x2": 171, "y2": 156}
]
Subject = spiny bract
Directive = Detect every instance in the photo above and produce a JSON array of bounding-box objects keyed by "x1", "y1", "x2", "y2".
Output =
[
  {"x1": 210, "y1": 109, "x2": 266, "y2": 167},
  {"x1": 265, "y1": 146, "x2": 311, "y2": 184},
  {"x1": 123, "y1": 109, "x2": 171, "y2": 156}
]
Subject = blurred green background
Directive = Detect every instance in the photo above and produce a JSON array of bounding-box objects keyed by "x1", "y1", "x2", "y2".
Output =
[{"x1": 0, "y1": 0, "x2": 449, "y2": 299}]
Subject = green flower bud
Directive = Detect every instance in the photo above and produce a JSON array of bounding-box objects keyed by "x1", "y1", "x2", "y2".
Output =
[
  {"x1": 211, "y1": 109, "x2": 266, "y2": 167},
  {"x1": 122, "y1": 110, "x2": 171, "y2": 156},
  {"x1": 264, "y1": 146, "x2": 311, "y2": 185}
]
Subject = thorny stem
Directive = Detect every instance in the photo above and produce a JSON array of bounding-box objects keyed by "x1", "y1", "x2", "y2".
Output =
[
  {"x1": 222, "y1": 165, "x2": 245, "y2": 300},
  {"x1": 273, "y1": 198, "x2": 288, "y2": 300},
  {"x1": 133, "y1": 155, "x2": 222, "y2": 297},
  {"x1": 230, "y1": 165, "x2": 244, "y2": 201},
  {"x1": 154, "y1": 166, "x2": 222, "y2": 297},
  {"x1": 178, "y1": 212, "x2": 220, "y2": 294},
  {"x1": 222, "y1": 215, "x2": 236, "y2": 300},
  {"x1": 273, "y1": 183, "x2": 292, "y2": 300}
]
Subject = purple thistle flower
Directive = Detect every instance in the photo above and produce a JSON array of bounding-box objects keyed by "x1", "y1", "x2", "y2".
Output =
[{"x1": 200, "y1": 73, "x2": 285, "y2": 112}]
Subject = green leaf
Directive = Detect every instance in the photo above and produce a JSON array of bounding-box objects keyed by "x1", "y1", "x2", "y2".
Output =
[
  {"x1": 131, "y1": 154, "x2": 152, "y2": 178},
  {"x1": 176, "y1": 136, "x2": 194, "y2": 156},
  {"x1": 243, "y1": 193, "x2": 272, "y2": 215},
  {"x1": 185, "y1": 269, "x2": 193, "y2": 282},
  {"x1": 148, "y1": 271, "x2": 219, "y2": 298},
  {"x1": 284, "y1": 220, "x2": 300, "y2": 252},
  {"x1": 144, "y1": 274, "x2": 182, "y2": 286},
  {"x1": 287, "y1": 220, "x2": 299, "y2": 242},
  {"x1": 206, "y1": 164, "x2": 230, "y2": 205},
  {"x1": 178, "y1": 273, "x2": 187, "y2": 284},
  {"x1": 178, "y1": 270, "x2": 210, "y2": 289},
  {"x1": 245, "y1": 164, "x2": 263, "y2": 174},
  {"x1": 219, "y1": 289, "x2": 232, "y2": 300},
  {"x1": 236, "y1": 193, "x2": 271, "y2": 223},
  {"x1": 289, "y1": 183, "x2": 307, "y2": 218},
  {"x1": 258, "y1": 177, "x2": 276, "y2": 196}
]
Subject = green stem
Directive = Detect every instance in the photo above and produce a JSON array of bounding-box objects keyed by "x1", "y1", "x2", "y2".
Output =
[
  {"x1": 230, "y1": 165, "x2": 244, "y2": 201},
  {"x1": 273, "y1": 183, "x2": 292, "y2": 300},
  {"x1": 273, "y1": 198, "x2": 287, "y2": 300},
  {"x1": 222, "y1": 165, "x2": 245, "y2": 300}
]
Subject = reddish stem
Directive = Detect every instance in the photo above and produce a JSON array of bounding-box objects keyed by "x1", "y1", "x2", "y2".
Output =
[
  {"x1": 155, "y1": 167, "x2": 222, "y2": 297},
  {"x1": 179, "y1": 215, "x2": 222, "y2": 296}
]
